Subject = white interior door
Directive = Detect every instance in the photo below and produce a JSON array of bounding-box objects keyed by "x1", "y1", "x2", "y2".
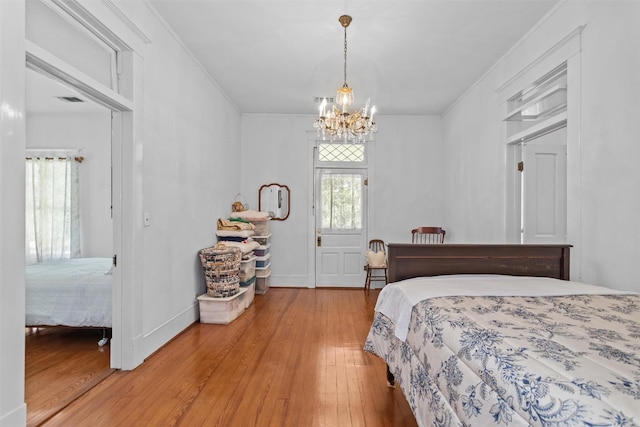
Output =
[
  {"x1": 522, "y1": 132, "x2": 567, "y2": 243},
  {"x1": 315, "y1": 168, "x2": 367, "y2": 287}
]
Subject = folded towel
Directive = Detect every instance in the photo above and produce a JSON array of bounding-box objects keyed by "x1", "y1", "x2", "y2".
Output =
[
  {"x1": 230, "y1": 209, "x2": 271, "y2": 220},
  {"x1": 218, "y1": 240, "x2": 260, "y2": 254},
  {"x1": 217, "y1": 218, "x2": 255, "y2": 231}
]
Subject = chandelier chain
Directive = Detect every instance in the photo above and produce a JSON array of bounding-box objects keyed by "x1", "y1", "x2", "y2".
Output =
[{"x1": 343, "y1": 25, "x2": 348, "y2": 87}]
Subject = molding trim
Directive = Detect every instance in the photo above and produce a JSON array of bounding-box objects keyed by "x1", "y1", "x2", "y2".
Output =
[
  {"x1": 0, "y1": 404, "x2": 27, "y2": 427},
  {"x1": 49, "y1": 0, "x2": 131, "y2": 50},
  {"x1": 142, "y1": 303, "x2": 199, "y2": 361},
  {"x1": 443, "y1": 0, "x2": 568, "y2": 116},
  {"x1": 143, "y1": 0, "x2": 241, "y2": 114},
  {"x1": 496, "y1": 26, "x2": 584, "y2": 94},
  {"x1": 101, "y1": 0, "x2": 152, "y2": 44},
  {"x1": 26, "y1": 40, "x2": 134, "y2": 111},
  {"x1": 270, "y1": 275, "x2": 314, "y2": 288}
]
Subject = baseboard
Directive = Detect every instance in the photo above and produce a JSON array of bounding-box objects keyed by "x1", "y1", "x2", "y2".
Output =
[
  {"x1": 268, "y1": 274, "x2": 313, "y2": 288},
  {"x1": 0, "y1": 403, "x2": 26, "y2": 427},
  {"x1": 141, "y1": 302, "x2": 199, "y2": 361},
  {"x1": 269, "y1": 274, "x2": 378, "y2": 289}
]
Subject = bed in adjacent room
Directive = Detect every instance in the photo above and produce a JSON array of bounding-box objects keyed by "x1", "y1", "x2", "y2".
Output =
[
  {"x1": 26, "y1": 257, "x2": 113, "y2": 329},
  {"x1": 364, "y1": 244, "x2": 640, "y2": 426}
]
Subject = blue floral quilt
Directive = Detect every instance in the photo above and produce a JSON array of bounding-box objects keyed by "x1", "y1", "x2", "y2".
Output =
[{"x1": 365, "y1": 292, "x2": 640, "y2": 426}]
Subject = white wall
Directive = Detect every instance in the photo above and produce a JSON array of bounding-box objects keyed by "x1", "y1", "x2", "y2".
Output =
[
  {"x1": 0, "y1": 2, "x2": 27, "y2": 425},
  {"x1": 371, "y1": 115, "x2": 443, "y2": 243},
  {"x1": 2, "y1": 1, "x2": 243, "y2": 421},
  {"x1": 442, "y1": 0, "x2": 640, "y2": 291},
  {"x1": 239, "y1": 114, "x2": 312, "y2": 286},
  {"x1": 240, "y1": 114, "x2": 441, "y2": 287},
  {"x1": 115, "y1": 1, "x2": 243, "y2": 357},
  {"x1": 27, "y1": 112, "x2": 113, "y2": 257}
]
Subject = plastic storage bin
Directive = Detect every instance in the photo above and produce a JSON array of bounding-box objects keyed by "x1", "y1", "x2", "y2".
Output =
[
  {"x1": 255, "y1": 273, "x2": 270, "y2": 295},
  {"x1": 253, "y1": 234, "x2": 271, "y2": 246},
  {"x1": 256, "y1": 253, "x2": 271, "y2": 268},
  {"x1": 198, "y1": 288, "x2": 246, "y2": 324},
  {"x1": 254, "y1": 244, "x2": 270, "y2": 258},
  {"x1": 239, "y1": 255, "x2": 256, "y2": 283},
  {"x1": 240, "y1": 280, "x2": 255, "y2": 308},
  {"x1": 250, "y1": 218, "x2": 271, "y2": 236},
  {"x1": 255, "y1": 263, "x2": 271, "y2": 278}
]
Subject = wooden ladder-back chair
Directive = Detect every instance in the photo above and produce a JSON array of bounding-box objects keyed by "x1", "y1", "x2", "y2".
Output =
[
  {"x1": 364, "y1": 239, "x2": 388, "y2": 293},
  {"x1": 411, "y1": 227, "x2": 446, "y2": 244}
]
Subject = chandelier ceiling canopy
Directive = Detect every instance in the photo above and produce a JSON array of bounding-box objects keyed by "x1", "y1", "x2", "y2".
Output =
[{"x1": 314, "y1": 15, "x2": 377, "y2": 144}]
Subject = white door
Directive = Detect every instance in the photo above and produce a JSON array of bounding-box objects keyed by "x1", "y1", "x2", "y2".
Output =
[
  {"x1": 522, "y1": 138, "x2": 567, "y2": 243},
  {"x1": 315, "y1": 168, "x2": 367, "y2": 287}
]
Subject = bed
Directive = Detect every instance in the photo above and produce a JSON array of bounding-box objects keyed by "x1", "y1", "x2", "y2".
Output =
[
  {"x1": 364, "y1": 244, "x2": 640, "y2": 426},
  {"x1": 26, "y1": 257, "x2": 113, "y2": 329}
]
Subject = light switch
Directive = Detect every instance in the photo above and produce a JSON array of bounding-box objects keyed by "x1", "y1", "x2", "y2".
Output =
[{"x1": 144, "y1": 212, "x2": 150, "y2": 227}]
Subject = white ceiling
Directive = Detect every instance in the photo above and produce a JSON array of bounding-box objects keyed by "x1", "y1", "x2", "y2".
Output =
[
  {"x1": 148, "y1": 0, "x2": 560, "y2": 116},
  {"x1": 26, "y1": 0, "x2": 561, "y2": 116}
]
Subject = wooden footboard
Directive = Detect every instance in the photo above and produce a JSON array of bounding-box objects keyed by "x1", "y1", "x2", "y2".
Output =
[{"x1": 387, "y1": 244, "x2": 571, "y2": 283}]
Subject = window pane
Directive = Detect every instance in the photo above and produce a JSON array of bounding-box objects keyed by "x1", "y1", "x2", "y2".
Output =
[
  {"x1": 318, "y1": 143, "x2": 365, "y2": 162},
  {"x1": 505, "y1": 62, "x2": 567, "y2": 140},
  {"x1": 321, "y1": 173, "x2": 362, "y2": 230}
]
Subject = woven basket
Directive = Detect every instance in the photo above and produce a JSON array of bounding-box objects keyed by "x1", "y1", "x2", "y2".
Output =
[
  {"x1": 232, "y1": 193, "x2": 248, "y2": 212},
  {"x1": 199, "y1": 245, "x2": 242, "y2": 297}
]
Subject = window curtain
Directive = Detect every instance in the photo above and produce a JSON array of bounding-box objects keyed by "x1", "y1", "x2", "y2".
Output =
[{"x1": 25, "y1": 154, "x2": 81, "y2": 264}]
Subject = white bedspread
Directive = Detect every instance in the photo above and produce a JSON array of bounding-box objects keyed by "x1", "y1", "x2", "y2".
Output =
[
  {"x1": 376, "y1": 274, "x2": 633, "y2": 341},
  {"x1": 26, "y1": 257, "x2": 112, "y2": 328}
]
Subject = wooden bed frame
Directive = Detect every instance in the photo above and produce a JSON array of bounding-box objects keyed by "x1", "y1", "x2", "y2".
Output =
[
  {"x1": 383, "y1": 243, "x2": 571, "y2": 388},
  {"x1": 387, "y1": 243, "x2": 571, "y2": 283}
]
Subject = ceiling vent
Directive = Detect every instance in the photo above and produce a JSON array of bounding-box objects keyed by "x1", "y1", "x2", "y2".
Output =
[{"x1": 56, "y1": 96, "x2": 84, "y2": 103}]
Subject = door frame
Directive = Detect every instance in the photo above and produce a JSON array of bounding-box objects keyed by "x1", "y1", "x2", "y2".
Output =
[
  {"x1": 25, "y1": 51, "x2": 131, "y2": 369},
  {"x1": 24, "y1": 0, "x2": 145, "y2": 369},
  {"x1": 306, "y1": 134, "x2": 377, "y2": 288},
  {"x1": 314, "y1": 167, "x2": 368, "y2": 288},
  {"x1": 499, "y1": 27, "x2": 583, "y2": 280}
]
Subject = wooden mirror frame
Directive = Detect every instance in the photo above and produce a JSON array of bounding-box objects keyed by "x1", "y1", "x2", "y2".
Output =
[{"x1": 258, "y1": 183, "x2": 290, "y2": 221}]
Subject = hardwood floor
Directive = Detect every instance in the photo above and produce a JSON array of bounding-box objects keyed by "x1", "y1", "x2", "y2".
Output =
[
  {"x1": 25, "y1": 327, "x2": 114, "y2": 427},
  {"x1": 42, "y1": 288, "x2": 418, "y2": 426}
]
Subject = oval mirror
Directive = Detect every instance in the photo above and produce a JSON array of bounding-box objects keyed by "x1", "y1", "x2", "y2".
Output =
[{"x1": 258, "y1": 183, "x2": 290, "y2": 221}]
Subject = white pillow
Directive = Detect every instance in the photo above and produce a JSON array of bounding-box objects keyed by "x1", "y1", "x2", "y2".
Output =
[{"x1": 366, "y1": 250, "x2": 386, "y2": 268}]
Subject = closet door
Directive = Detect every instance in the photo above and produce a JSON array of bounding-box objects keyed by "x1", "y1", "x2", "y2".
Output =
[{"x1": 522, "y1": 135, "x2": 567, "y2": 243}]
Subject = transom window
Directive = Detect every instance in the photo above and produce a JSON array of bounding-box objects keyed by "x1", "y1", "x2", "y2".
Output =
[{"x1": 318, "y1": 143, "x2": 365, "y2": 163}]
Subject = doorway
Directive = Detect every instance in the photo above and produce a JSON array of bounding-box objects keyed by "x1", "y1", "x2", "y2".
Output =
[
  {"x1": 313, "y1": 141, "x2": 369, "y2": 288},
  {"x1": 25, "y1": 0, "x2": 139, "y2": 371},
  {"x1": 24, "y1": 67, "x2": 119, "y2": 425},
  {"x1": 504, "y1": 62, "x2": 569, "y2": 245},
  {"x1": 315, "y1": 168, "x2": 368, "y2": 287}
]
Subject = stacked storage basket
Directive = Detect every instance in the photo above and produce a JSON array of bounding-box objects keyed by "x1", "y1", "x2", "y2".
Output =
[
  {"x1": 239, "y1": 254, "x2": 256, "y2": 307},
  {"x1": 197, "y1": 245, "x2": 246, "y2": 324},
  {"x1": 215, "y1": 216, "x2": 260, "y2": 306},
  {"x1": 198, "y1": 245, "x2": 242, "y2": 298},
  {"x1": 251, "y1": 218, "x2": 272, "y2": 295}
]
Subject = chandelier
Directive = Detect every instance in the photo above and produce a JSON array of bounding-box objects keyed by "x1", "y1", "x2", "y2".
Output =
[{"x1": 314, "y1": 15, "x2": 377, "y2": 144}]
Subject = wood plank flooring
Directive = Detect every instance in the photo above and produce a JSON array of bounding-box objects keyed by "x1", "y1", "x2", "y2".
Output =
[
  {"x1": 41, "y1": 288, "x2": 418, "y2": 426},
  {"x1": 25, "y1": 327, "x2": 114, "y2": 427}
]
